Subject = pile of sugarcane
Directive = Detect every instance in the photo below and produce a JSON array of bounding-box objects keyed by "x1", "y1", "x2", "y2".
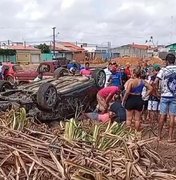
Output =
[{"x1": 0, "y1": 109, "x2": 175, "y2": 180}]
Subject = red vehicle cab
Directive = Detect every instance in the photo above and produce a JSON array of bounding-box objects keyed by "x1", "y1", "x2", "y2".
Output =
[{"x1": 2, "y1": 61, "x2": 63, "y2": 85}]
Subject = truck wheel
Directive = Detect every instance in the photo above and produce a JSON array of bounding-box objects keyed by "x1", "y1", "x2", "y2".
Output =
[
  {"x1": 37, "y1": 83, "x2": 57, "y2": 111},
  {"x1": 54, "y1": 67, "x2": 69, "y2": 79},
  {"x1": 0, "y1": 80, "x2": 13, "y2": 92},
  {"x1": 92, "y1": 68, "x2": 106, "y2": 88}
]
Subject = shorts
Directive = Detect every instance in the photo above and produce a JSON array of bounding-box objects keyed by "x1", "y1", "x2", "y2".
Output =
[
  {"x1": 143, "y1": 100, "x2": 148, "y2": 111},
  {"x1": 148, "y1": 100, "x2": 160, "y2": 111},
  {"x1": 125, "y1": 94, "x2": 143, "y2": 111},
  {"x1": 160, "y1": 97, "x2": 176, "y2": 115}
]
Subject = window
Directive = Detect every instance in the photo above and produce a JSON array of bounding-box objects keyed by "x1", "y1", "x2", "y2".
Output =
[
  {"x1": 13, "y1": 65, "x2": 23, "y2": 71},
  {"x1": 38, "y1": 64, "x2": 50, "y2": 73}
]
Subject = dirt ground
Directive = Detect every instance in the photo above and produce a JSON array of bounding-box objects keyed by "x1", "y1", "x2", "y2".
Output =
[{"x1": 142, "y1": 124, "x2": 176, "y2": 174}]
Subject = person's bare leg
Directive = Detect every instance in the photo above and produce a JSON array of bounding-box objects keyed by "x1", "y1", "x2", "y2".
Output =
[
  {"x1": 168, "y1": 115, "x2": 176, "y2": 143},
  {"x1": 134, "y1": 110, "x2": 141, "y2": 131},
  {"x1": 126, "y1": 110, "x2": 133, "y2": 129},
  {"x1": 158, "y1": 114, "x2": 166, "y2": 141}
]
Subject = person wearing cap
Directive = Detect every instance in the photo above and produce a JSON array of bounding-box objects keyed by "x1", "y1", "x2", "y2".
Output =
[{"x1": 147, "y1": 64, "x2": 161, "y2": 124}]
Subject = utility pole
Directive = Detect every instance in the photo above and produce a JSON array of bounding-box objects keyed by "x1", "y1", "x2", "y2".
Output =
[
  {"x1": 52, "y1": 27, "x2": 56, "y2": 58},
  {"x1": 108, "y1": 41, "x2": 111, "y2": 60}
]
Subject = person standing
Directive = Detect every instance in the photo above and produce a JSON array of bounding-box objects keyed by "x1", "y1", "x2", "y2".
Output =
[
  {"x1": 122, "y1": 68, "x2": 152, "y2": 131},
  {"x1": 108, "y1": 65, "x2": 122, "y2": 88},
  {"x1": 125, "y1": 63, "x2": 131, "y2": 79},
  {"x1": 147, "y1": 65, "x2": 161, "y2": 123},
  {"x1": 155, "y1": 53, "x2": 176, "y2": 142},
  {"x1": 104, "y1": 62, "x2": 112, "y2": 87},
  {"x1": 0, "y1": 62, "x2": 3, "y2": 80}
]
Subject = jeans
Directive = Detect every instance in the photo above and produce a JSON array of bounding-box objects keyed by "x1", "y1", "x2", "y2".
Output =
[{"x1": 160, "y1": 97, "x2": 176, "y2": 115}]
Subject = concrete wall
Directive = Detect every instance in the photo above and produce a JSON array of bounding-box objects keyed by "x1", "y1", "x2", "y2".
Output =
[
  {"x1": 16, "y1": 50, "x2": 41, "y2": 64},
  {"x1": 111, "y1": 46, "x2": 150, "y2": 58}
]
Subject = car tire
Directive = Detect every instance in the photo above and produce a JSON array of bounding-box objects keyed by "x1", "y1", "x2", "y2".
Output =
[
  {"x1": 0, "y1": 80, "x2": 13, "y2": 92},
  {"x1": 6, "y1": 76, "x2": 15, "y2": 85},
  {"x1": 53, "y1": 67, "x2": 69, "y2": 79},
  {"x1": 92, "y1": 68, "x2": 106, "y2": 88},
  {"x1": 36, "y1": 83, "x2": 58, "y2": 111}
]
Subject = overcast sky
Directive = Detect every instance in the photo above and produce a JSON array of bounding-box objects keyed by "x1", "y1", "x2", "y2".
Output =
[{"x1": 0, "y1": 0, "x2": 176, "y2": 46}]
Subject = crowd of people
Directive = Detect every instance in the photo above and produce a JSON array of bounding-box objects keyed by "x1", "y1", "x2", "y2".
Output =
[{"x1": 82, "y1": 53, "x2": 176, "y2": 143}]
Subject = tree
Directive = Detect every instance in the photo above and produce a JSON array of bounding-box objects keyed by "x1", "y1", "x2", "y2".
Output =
[{"x1": 36, "y1": 43, "x2": 50, "y2": 53}]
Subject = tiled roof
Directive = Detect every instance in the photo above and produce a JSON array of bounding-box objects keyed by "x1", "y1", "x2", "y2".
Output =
[
  {"x1": 8, "y1": 44, "x2": 39, "y2": 51},
  {"x1": 130, "y1": 44, "x2": 149, "y2": 50},
  {"x1": 54, "y1": 42, "x2": 85, "y2": 52}
]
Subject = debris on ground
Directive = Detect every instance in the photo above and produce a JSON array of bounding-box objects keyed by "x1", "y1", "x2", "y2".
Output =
[{"x1": 0, "y1": 109, "x2": 175, "y2": 179}]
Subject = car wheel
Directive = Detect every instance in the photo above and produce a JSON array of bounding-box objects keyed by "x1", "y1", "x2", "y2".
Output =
[
  {"x1": 36, "y1": 83, "x2": 57, "y2": 111},
  {"x1": 53, "y1": 67, "x2": 69, "y2": 79},
  {"x1": 0, "y1": 80, "x2": 13, "y2": 92},
  {"x1": 92, "y1": 68, "x2": 106, "y2": 88},
  {"x1": 6, "y1": 76, "x2": 15, "y2": 85}
]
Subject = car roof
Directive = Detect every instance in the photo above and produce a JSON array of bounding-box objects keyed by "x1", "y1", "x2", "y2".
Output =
[{"x1": 2, "y1": 63, "x2": 14, "y2": 67}]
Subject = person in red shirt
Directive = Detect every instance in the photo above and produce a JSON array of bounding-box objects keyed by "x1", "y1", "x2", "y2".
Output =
[
  {"x1": 125, "y1": 63, "x2": 131, "y2": 79},
  {"x1": 97, "y1": 86, "x2": 120, "y2": 112},
  {"x1": 80, "y1": 62, "x2": 91, "y2": 77}
]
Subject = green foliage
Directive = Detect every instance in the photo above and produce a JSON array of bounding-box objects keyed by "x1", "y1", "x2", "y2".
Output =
[
  {"x1": 10, "y1": 108, "x2": 28, "y2": 130},
  {"x1": 0, "y1": 49, "x2": 16, "y2": 56},
  {"x1": 35, "y1": 43, "x2": 51, "y2": 53},
  {"x1": 64, "y1": 119, "x2": 134, "y2": 150}
]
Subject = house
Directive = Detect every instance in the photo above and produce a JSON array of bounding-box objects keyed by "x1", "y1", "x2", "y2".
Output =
[
  {"x1": 76, "y1": 42, "x2": 111, "y2": 61},
  {"x1": 165, "y1": 43, "x2": 176, "y2": 53},
  {"x1": 0, "y1": 42, "x2": 41, "y2": 64},
  {"x1": 8, "y1": 43, "x2": 41, "y2": 64},
  {"x1": 111, "y1": 44, "x2": 152, "y2": 58},
  {"x1": 50, "y1": 42, "x2": 86, "y2": 62}
]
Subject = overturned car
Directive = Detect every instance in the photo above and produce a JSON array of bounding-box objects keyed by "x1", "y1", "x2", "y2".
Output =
[{"x1": 0, "y1": 68, "x2": 106, "y2": 121}]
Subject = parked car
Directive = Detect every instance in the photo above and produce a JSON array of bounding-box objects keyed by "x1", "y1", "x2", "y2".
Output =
[
  {"x1": 2, "y1": 60, "x2": 80, "y2": 85},
  {"x1": 0, "y1": 68, "x2": 106, "y2": 121}
]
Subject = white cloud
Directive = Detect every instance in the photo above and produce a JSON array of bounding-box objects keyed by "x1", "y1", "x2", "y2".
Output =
[{"x1": 0, "y1": 0, "x2": 176, "y2": 46}]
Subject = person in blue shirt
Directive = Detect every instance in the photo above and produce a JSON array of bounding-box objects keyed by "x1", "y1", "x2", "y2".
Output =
[
  {"x1": 108, "y1": 64, "x2": 122, "y2": 88},
  {"x1": 67, "y1": 60, "x2": 81, "y2": 75}
]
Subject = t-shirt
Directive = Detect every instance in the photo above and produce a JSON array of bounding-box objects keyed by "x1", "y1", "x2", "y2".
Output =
[
  {"x1": 110, "y1": 72, "x2": 122, "y2": 87},
  {"x1": 98, "y1": 86, "x2": 119, "y2": 98},
  {"x1": 125, "y1": 68, "x2": 131, "y2": 78},
  {"x1": 0, "y1": 65, "x2": 2, "y2": 73},
  {"x1": 149, "y1": 74, "x2": 160, "y2": 101},
  {"x1": 142, "y1": 79, "x2": 150, "y2": 101},
  {"x1": 104, "y1": 67, "x2": 112, "y2": 87},
  {"x1": 80, "y1": 69, "x2": 91, "y2": 76},
  {"x1": 157, "y1": 65, "x2": 176, "y2": 97},
  {"x1": 110, "y1": 101, "x2": 126, "y2": 122}
]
